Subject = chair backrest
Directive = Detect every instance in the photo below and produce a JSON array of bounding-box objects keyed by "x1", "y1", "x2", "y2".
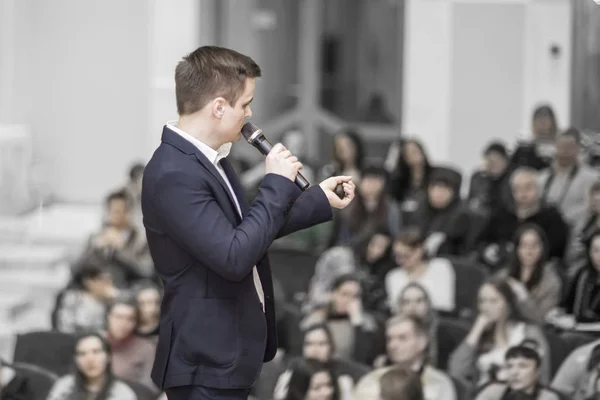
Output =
[
  {"x1": 267, "y1": 248, "x2": 319, "y2": 301},
  {"x1": 13, "y1": 331, "x2": 76, "y2": 377},
  {"x1": 12, "y1": 362, "x2": 58, "y2": 400},
  {"x1": 542, "y1": 328, "x2": 571, "y2": 378},
  {"x1": 447, "y1": 257, "x2": 488, "y2": 319}
]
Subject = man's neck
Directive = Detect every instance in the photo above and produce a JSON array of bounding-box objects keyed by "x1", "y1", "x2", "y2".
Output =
[
  {"x1": 554, "y1": 161, "x2": 576, "y2": 174},
  {"x1": 516, "y1": 203, "x2": 540, "y2": 219},
  {"x1": 177, "y1": 114, "x2": 222, "y2": 150}
]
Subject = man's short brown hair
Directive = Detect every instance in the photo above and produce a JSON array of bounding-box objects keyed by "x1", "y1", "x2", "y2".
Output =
[{"x1": 175, "y1": 46, "x2": 261, "y2": 115}]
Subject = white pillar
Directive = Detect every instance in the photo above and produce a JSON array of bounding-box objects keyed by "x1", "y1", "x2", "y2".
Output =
[
  {"x1": 0, "y1": 0, "x2": 16, "y2": 123},
  {"x1": 402, "y1": 0, "x2": 572, "y2": 179}
]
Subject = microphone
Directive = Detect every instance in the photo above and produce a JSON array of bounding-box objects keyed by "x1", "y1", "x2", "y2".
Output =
[{"x1": 241, "y1": 122, "x2": 310, "y2": 191}]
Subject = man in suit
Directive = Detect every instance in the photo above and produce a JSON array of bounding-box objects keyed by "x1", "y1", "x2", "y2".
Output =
[{"x1": 142, "y1": 45, "x2": 355, "y2": 400}]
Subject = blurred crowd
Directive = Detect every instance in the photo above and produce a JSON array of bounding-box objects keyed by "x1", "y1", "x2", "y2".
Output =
[{"x1": 2, "y1": 104, "x2": 600, "y2": 400}]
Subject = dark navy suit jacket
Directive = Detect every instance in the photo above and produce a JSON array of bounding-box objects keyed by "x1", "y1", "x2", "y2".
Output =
[{"x1": 141, "y1": 127, "x2": 332, "y2": 390}]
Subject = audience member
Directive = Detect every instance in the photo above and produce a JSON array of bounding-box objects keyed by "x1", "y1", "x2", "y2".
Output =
[
  {"x1": 46, "y1": 332, "x2": 136, "y2": 400},
  {"x1": 0, "y1": 359, "x2": 35, "y2": 400},
  {"x1": 495, "y1": 224, "x2": 562, "y2": 323},
  {"x1": 77, "y1": 189, "x2": 154, "y2": 288},
  {"x1": 552, "y1": 338, "x2": 600, "y2": 400},
  {"x1": 468, "y1": 141, "x2": 513, "y2": 216},
  {"x1": 54, "y1": 261, "x2": 118, "y2": 334},
  {"x1": 475, "y1": 342, "x2": 562, "y2": 400},
  {"x1": 301, "y1": 275, "x2": 383, "y2": 366},
  {"x1": 320, "y1": 128, "x2": 365, "y2": 184},
  {"x1": 538, "y1": 128, "x2": 600, "y2": 227},
  {"x1": 306, "y1": 247, "x2": 357, "y2": 313},
  {"x1": 555, "y1": 230, "x2": 600, "y2": 326},
  {"x1": 396, "y1": 282, "x2": 463, "y2": 369},
  {"x1": 379, "y1": 366, "x2": 424, "y2": 400},
  {"x1": 274, "y1": 324, "x2": 369, "y2": 400},
  {"x1": 354, "y1": 315, "x2": 457, "y2": 400},
  {"x1": 385, "y1": 228, "x2": 455, "y2": 313},
  {"x1": 329, "y1": 165, "x2": 400, "y2": 247},
  {"x1": 449, "y1": 279, "x2": 550, "y2": 390},
  {"x1": 389, "y1": 138, "x2": 433, "y2": 209},
  {"x1": 123, "y1": 162, "x2": 145, "y2": 230},
  {"x1": 105, "y1": 297, "x2": 156, "y2": 392},
  {"x1": 280, "y1": 358, "x2": 340, "y2": 400},
  {"x1": 478, "y1": 167, "x2": 568, "y2": 270},
  {"x1": 566, "y1": 181, "x2": 600, "y2": 274},
  {"x1": 133, "y1": 281, "x2": 161, "y2": 339},
  {"x1": 405, "y1": 166, "x2": 470, "y2": 256},
  {"x1": 510, "y1": 105, "x2": 558, "y2": 171}
]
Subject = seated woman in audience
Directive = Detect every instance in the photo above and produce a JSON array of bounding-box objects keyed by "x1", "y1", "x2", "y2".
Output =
[
  {"x1": 283, "y1": 358, "x2": 339, "y2": 400},
  {"x1": 274, "y1": 324, "x2": 363, "y2": 400},
  {"x1": 54, "y1": 261, "x2": 118, "y2": 334},
  {"x1": 379, "y1": 366, "x2": 424, "y2": 400},
  {"x1": 449, "y1": 278, "x2": 550, "y2": 390},
  {"x1": 396, "y1": 282, "x2": 464, "y2": 369},
  {"x1": 319, "y1": 128, "x2": 365, "y2": 184},
  {"x1": 388, "y1": 138, "x2": 433, "y2": 211},
  {"x1": 551, "y1": 230, "x2": 600, "y2": 327},
  {"x1": 495, "y1": 224, "x2": 562, "y2": 323},
  {"x1": 133, "y1": 281, "x2": 161, "y2": 339},
  {"x1": 566, "y1": 181, "x2": 600, "y2": 275},
  {"x1": 385, "y1": 228, "x2": 456, "y2": 313},
  {"x1": 301, "y1": 275, "x2": 384, "y2": 366},
  {"x1": 552, "y1": 338, "x2": 600, "y2": 400},
  {"x1": 352, "y1": 227, "x2": 394, "y2": 313},
  {"x1": 329, "y1": 165, "x2": 401, "y2": 247},
  {"x1": 475, "y1": 341, "x2": 562, "y2": 400},
  {"x1": 510, "y1": 105, "x2": 558, "y2": 171},
  {"x1": 404, "y1": 166, "x2": 470, "y2": 257},
  {"x1": 105, "y1": 297, "x2": 157, "y2": 392},
  {"x1": 46, "y1": 332, "x2": 136, "y2": 400}
]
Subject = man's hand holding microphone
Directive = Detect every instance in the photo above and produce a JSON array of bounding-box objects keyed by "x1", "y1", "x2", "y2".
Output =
[{"x1": 264, "y1": 142, "x2": 355, "y2": 210}]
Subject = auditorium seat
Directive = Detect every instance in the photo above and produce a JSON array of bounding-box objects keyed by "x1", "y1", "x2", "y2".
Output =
[
  {"x1": 446, "y1": 257, "x2": 488, "y2": 319},
  {"x1": 13, "y1": 331, "x2": 76, "y2": 377}
]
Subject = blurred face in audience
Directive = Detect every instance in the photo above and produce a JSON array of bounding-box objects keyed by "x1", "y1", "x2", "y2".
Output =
[
  {"x1": 533, "y1": 115, "x2": 554, "y2": 138},
  {"x1": 393, "y1": 240, "x2": 424, "y2": 270},
  {"x1": 137, "y1": 288, "x2": 161, "y2": 324},
  {"x1": 107, "y1": 304, "x2": 137, "y2": 341},
  {"x1": 331, "y1": 280, "x2": 361, "y2": 315},
  {"x1": 517, "y1": 229, "x2": 543, "y2": 268},
  {"x1": 590, "y1": 235, "x2": 600, "y2": 271},
  {"x1": 306, "y1": 371, "x2": 334, "y2": 400},
  {"x1": 485, "y1": 151, "x2": 507, "y2": 178},
  {"x1": 555, "y1": 135, "x2": 579, "y2": 167},
  {"x1": 428, "y1": 183, "x2": 454, "y2": 209},
  {"x1": 366, "y1": 233, "x2": 391, "y2": 264},
  {"x1": 75, "y1": 336, "x2": 109, "y2": 381},
  {"x1": 386, "y1": 320, "x2": 426, "y2": 366},
  {"x1": 398, "y1": 286, "x2": 429, "y2": 319},
  {"x1": 359, "y1": 175, "x2": 385, "y2": 211},
  {"x1": 83, "y1": 273, "x2": 116, "y2": 300},
  {"x1": 506, "y1": 356, "x2": 539, "y2": 393},
  {"x1": 478, "y1": 284, "x2": 508, "y2": 323},
  {"x1": 511, "y1": 172, "x2": 539, "y2": 209},
  {"x1": 303, "y1": 328, "x2": 332, "y2": 363},
  {"x1": 335, "y1": 135, "x2": 357, "y2": 166},
  {"x1": 403, "y1": 142, "x2": 424, "y2": 168},
  {"x1": 282, "y1": 130, "x2": 306, "y2": 157},
  {"x1": 107, "y1": 198, "x2": 131, "y2": 229}
]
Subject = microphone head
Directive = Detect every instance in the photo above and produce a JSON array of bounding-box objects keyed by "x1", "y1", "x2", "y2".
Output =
[{"x1": 241, "y1": 122, "x2": 262, "y2": 144}]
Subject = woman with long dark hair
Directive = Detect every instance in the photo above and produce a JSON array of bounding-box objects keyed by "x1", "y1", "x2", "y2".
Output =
[
  {"x1": 320, "y1": 128, "x2": 365, "y2": 184},
  {"x1": 449, "y1": 279, "x2": 550, "y2": 391},
  {"x1": 284, "y1": 358, "x2": 339, "y2": 400},
  {"x1": 496, "y1": 224, "x2": 562, "y2": 323},
  {"x1": 46, "y1": 332, "x2": 135, "y2": 400},
  {"x1": 389, "y1": 138, "x2": 433, "y2": 205}
]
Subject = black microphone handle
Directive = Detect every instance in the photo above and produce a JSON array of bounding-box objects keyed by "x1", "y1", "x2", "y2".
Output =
[{"x1": 254, "y1": 136, "x2": 310, "y2": 191}]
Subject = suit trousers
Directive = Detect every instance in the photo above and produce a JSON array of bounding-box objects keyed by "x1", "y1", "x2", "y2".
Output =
[{"x1": 165, "y1": 385, "x2": 251, "y2": 400}]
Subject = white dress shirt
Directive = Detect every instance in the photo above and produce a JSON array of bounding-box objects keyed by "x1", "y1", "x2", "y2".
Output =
[{"x1": 166, "y1": 121, "x2": 265, "y2": 311}]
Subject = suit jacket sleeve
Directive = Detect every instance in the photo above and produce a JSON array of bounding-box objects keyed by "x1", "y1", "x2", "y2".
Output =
[
  {"x1": 151, "y1": 170, "x2": 302, "y2": 282},
  {"x1": 276, "y1": 185, "x2": 333, "y2": 239}
]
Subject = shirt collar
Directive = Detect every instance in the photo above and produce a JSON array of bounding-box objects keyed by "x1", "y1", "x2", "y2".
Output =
[{"x1": 166, "y1": 120, "x2": 232, "y2": 165}]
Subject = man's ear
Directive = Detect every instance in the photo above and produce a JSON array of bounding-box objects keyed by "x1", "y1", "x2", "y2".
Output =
[{"x1": 213, "y1": 98, "x2": 226, "y2": 119}]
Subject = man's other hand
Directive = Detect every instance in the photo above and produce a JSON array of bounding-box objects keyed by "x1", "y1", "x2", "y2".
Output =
[{"x1": 319, "y1": 176, "x2": 355, "y2": 209}]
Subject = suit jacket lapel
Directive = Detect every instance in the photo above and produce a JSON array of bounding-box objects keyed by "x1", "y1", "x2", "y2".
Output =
[{"x1": 220, "y1": 158, "x2": 250, "y2": 217}]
